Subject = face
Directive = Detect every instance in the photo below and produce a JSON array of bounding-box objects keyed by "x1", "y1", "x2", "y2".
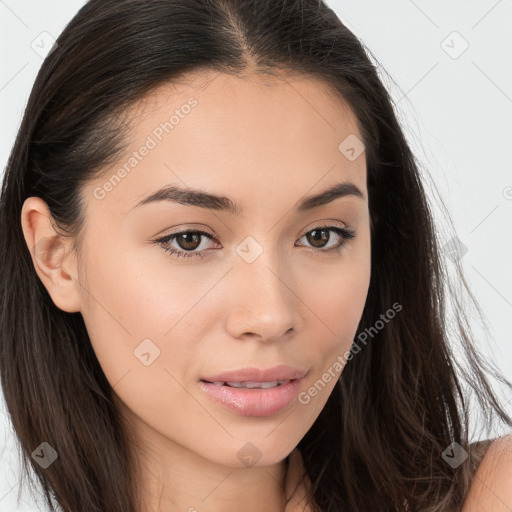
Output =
[{"x1": 54, "y1": 71, "x2": 371, "y2": 468}]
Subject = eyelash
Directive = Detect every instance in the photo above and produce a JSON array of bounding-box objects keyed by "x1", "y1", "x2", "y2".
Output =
[{"x1": 153, "y1": 224, "x2": 356, "y2": 259}]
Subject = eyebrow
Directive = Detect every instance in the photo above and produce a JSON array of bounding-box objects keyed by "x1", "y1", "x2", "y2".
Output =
[{"x1": 132, "y1": 181, "x2": 364, "y2": 215}]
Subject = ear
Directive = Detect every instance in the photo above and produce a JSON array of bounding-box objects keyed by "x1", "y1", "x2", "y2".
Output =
[{"x1": 20, "y1": 196, "x2": 82, "y2": 313}]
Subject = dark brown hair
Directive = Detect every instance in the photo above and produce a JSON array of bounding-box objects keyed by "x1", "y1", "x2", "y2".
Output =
[{"x1": 1, "y1": 1, "x2": 510, "y2": 511}]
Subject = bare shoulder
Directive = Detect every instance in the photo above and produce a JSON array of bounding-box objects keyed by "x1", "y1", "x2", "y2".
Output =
[{"x1": 461, "y1": 434, "x2": 512, "y2": 512}]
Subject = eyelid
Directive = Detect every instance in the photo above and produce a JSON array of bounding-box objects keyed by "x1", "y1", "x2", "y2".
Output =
[
  {"x1": 301, "y1": 219, "x2": 348, "y2": 234},
  {"x1": 156, "y1": 224, "x2": 216, "y2": 238}
]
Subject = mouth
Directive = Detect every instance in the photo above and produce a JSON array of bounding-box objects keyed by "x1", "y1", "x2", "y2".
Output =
[
  {"x1": 198, "y1": 377, "x2": 305, "y2": 416},
  {"x1": 200, "y1": 379, "x2": 292, "y2": 389},
  {"x1": 200, "y1": 365, "x2": 307, "y2": 385}
]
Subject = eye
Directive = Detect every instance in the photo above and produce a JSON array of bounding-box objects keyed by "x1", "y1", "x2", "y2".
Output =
[
  {"x1": 296, "y1": 225, "x2": 356, "y2": 256},
  {"x1": 154, "y1": 229, "x2": 219, "y2": 259},
  {"x1": 153, "y1": 224, "x2": 356, "y2": 259}
]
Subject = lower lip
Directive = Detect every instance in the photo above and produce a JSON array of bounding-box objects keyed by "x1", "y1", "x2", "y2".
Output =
[{"x1": 199, "y1": 378, "x2": 304, "y2": 417}]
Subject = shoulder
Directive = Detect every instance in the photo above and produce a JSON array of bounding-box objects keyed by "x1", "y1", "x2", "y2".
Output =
[{"x1": 462, "y1": 434, "x2": 512, "y2": 512}]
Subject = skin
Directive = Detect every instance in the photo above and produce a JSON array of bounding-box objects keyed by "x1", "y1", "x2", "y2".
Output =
[
  {"x1": 461, "y1": 435, "x2": 512, "y2": 512},
  {"x1": 21, "y1": 69, "x2": 511, "y2": 511}
]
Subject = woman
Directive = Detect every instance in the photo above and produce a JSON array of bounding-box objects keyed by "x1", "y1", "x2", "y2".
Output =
[{"x1": 0, "y1": 1, "x2": 511, "y2": 511}]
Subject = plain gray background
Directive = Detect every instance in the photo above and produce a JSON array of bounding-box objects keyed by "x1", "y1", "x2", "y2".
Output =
[{"x1": 1, "y1": 1, "x2": 511, "y2": 510}]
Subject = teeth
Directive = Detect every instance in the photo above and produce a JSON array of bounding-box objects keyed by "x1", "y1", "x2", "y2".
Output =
[
  {"x1": 223, "y1": 380, "x2": 289, "y2": 388},
  {"x1": 206, "y1": 380, "x2": 291, "y2": 388}
]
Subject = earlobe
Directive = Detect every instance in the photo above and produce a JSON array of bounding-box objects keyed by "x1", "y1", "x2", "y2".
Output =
[{"x1": 20, "y1": 197, "x2": 82, "y2": 313}]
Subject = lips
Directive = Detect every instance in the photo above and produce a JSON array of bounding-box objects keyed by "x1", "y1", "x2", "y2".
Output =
[
  {"x1": 200, "y1": 364, "x2": 307, "y2": 385},
  {"x1": 199, "y1": 376, "x2": 306, "y2": 416}
]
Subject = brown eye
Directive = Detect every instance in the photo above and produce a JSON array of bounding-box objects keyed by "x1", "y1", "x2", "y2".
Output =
[
  {"x1": 155, "y1": 229, "x2": 217, "y2": 259},
  {"x1": 305, "y1": 228, "x2": 332, "y2": 248},
  {"x1": 174, "y1": 232, "x2": 203, "y2": 251},
  {"x1": 297, "y1": 225, "x2": 355, "y2": 254}
]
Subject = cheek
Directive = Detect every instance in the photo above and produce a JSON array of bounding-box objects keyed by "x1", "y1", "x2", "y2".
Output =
[
  {"x1": 323, "y1": 266, "x2": 370, "y2": 341},
  {"x1": 77, "y1": 241, "x2": 204, "y2": 389},
  {"x1": 294, "y1": 257, "x2": 370, "y2": 413},
  {"x1": 77, "y1": 247, "x2": 203, "y2": 438},
  {"x1": 303, "y1": 245, "x2": 371, "y2": 370},
  {"x1": 79, "y1": 236, "x2": 207, "y2": 332}
]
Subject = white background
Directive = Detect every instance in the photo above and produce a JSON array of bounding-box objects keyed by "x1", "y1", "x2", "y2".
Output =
[{"x1": 1, "y1": 1, "x2": 511, "y2": 510}]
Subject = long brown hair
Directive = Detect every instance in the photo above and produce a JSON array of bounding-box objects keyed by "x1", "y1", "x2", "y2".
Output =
[{"x1": 1, "y1": 1, "x2": 510, "y2": 511}]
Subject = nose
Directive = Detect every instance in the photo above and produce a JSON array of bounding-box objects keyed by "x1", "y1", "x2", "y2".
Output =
[{"x1": 224, "y1": 247, "x2": 298, "y2": 343}]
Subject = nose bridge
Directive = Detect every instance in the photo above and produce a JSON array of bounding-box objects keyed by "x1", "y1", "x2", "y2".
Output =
[{"x1": 225, "y1": 234, "x2": 296, "y2": 340}]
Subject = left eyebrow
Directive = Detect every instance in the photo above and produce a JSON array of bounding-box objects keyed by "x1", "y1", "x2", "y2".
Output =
[{"x1": 131, "y1": 181, "x2": 365, "y2": 216}]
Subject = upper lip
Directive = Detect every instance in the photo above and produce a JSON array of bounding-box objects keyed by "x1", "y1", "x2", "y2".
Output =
[{"x1": 201, "y1": 365, "x2": 307, "y2": 383}]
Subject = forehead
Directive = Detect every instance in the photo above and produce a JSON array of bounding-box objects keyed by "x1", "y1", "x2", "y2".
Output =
[
  {"x1": 85, "y1": 70, "x2": 367, "y2": 214},
  {"x1": 132, "y1": 69, "x2": 363, "y2": 142}
]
